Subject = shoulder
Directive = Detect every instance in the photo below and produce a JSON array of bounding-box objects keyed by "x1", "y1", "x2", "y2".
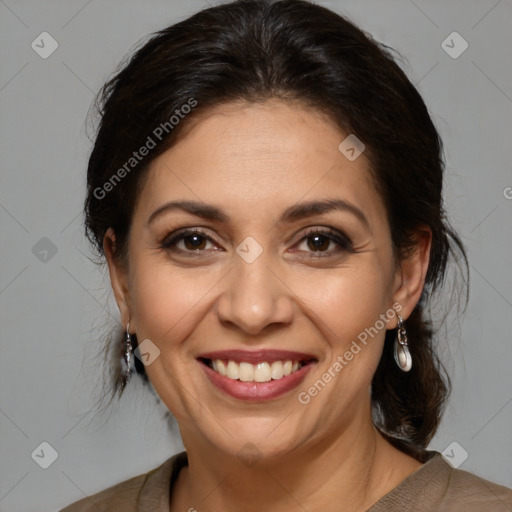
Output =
[
  {"x1": 58, "y1": 451, "x2": 187, "y2": 512},
  {"x1": 370, "y1": 451, "x2": 512, "y2": 511},
  {"x1": 59, "y1": 472, "x2": 147, "y2": 512},
  {"x1": 442, "y1": 462, "x2": 512, "y2": 510}
]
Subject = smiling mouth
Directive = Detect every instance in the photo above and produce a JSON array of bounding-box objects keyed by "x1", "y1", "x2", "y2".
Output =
[{"x1": 198, "y1": 358, "x2": 314, "y2": 383}]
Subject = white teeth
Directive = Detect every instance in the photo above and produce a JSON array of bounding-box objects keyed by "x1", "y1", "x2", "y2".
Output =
[
  {"x1": 212, "y1": 359, "x2": 228, "y2": 376},
  {"x1": 210, "y1": 359, "x2": 305, "y2": 382},
  {"x1": 239, "y1": 362, "x2": 254, "y2": 382},
  {"x1": 226, "y1": 360, "x2": 239, "y2": 380},
  {"x1": 254, "y1": 362, "x2": 271, "y2": 382},
  {"x1": 270, "y1": 361, "x2": 284, "y2": 379},
  {"x1": 217, "y1": 360, "x2": 227, "y2": 376}
]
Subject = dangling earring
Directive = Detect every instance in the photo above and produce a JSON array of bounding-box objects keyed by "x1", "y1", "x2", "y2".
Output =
[
  {"x1": 121, "y1": 322, "x2": 133, "y2": 388},
  {"x1": 394, "y1": 314, "x2": 412, "y2": 372}
]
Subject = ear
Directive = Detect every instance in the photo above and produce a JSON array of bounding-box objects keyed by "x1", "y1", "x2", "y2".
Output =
[
  {"x1": 388, "y1": 226, "x2": 432, "y2": 327},
  {"x1": 103, "y1": 228, "x2": 134, "y2": 331}
]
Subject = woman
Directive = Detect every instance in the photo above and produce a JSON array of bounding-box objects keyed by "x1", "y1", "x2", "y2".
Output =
[{"x1": 60, "y1": 0, "x2": 512, "y2": 510}]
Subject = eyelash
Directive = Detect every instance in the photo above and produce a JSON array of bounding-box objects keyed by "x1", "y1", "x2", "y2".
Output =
[{"x1": 159, "y1": 227, "x2": 353, "y2": 258}]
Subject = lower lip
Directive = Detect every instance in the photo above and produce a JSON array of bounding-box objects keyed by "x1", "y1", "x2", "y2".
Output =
[{"x1": 199, "y1": 360, "x2": 315, "y2": 401}]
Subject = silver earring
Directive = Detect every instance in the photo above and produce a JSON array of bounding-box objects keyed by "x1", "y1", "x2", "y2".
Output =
[
  {"x1": 394, "y1": 314, "x2": 412, "y2": 372},
  {"x1": 121, "y1": 322, "x2": 133, "y2": 387}
]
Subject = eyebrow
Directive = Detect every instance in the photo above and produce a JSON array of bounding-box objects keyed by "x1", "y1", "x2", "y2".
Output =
[{"x1": 146, "y1": 198, "x2": 369, "y2": 229}]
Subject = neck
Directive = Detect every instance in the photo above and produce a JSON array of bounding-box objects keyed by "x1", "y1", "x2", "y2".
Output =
[{"x1": 171, "y1": 414, "x2": 421, "y2": 512}]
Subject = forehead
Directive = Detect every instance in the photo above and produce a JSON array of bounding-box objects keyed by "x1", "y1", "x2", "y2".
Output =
[{"x1": 135, "y1": 100, "x2": 386, "y2": 231}]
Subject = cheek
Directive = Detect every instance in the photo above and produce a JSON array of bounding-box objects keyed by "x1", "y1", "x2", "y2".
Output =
[
  {"x1": 291, "y1": 260, "x2": 391, "y2": 345},
  {"x1": 290, "y1": 263, "x2": 392, "y2": 422},
  {"x1": 129, "y1": 260, "x2": 225, "y2": 348},
  {"x1": 129, "y1": 254, "x2": 392, "y2": 347}
]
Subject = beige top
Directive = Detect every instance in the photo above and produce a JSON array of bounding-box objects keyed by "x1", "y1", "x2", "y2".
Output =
[{"x1": 59, "y1": 450, "x2": 512, "y2": 511}]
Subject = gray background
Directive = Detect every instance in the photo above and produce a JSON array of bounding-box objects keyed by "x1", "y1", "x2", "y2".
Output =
[{"x1": 0, "y1": 1, "x2": 511, "y2": 511}]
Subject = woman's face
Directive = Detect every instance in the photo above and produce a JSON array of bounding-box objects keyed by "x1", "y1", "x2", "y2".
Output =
[{"x1": 106, "y1": 99, "x2": 422, "y2": 462}]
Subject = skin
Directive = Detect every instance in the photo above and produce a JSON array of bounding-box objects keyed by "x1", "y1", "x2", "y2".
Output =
[{"x1": 104, "y1": 99, "x2": 431, "y2": 512}]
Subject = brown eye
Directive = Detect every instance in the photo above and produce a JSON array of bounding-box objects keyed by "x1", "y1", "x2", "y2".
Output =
[
  {"x1": 160, "y1": 228, "x2": 220, "y2": 255},
  {"x1": 182, "y1": 234, "x2": 208, "y2": 251},
  {"x1": 306, "y1": 234, "x2": 331, "y2": 252},
  {"x1": 293, "y1": 228, "x2": 353, "y2": 257}
]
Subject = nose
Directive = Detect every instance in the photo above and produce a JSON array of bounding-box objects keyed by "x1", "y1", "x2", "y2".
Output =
[{"x1": 216, "y1": 249, "x2": 294, "y2": 336}]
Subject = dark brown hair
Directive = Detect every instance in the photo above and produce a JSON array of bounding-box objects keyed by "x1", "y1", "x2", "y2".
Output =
[{"x1": 84, "y1": 0, "x2": 468, "y2": 459}]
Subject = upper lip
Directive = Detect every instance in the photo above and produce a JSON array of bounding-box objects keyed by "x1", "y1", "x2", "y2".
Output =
[{"x1": 197, "y1": 349, "x2": 317, "y2": 364}]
